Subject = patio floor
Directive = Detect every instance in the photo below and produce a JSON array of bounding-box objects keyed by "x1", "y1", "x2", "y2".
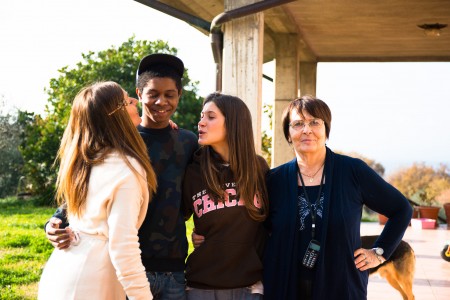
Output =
[{"x1": 361, "y1": 222, "x2": 450, "y2": 300}]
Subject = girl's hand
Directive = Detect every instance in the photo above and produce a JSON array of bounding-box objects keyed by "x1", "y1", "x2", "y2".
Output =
[{"x1": 169, "y1": 120, "x2": 179, "y2": 130}]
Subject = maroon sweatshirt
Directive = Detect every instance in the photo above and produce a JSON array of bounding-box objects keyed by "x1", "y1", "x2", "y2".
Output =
[{"x1": 182, "y1": 148, "x2": 268, "y2": 289}]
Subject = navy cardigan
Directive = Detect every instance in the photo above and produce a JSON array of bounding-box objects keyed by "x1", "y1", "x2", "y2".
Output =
[{"x1": 263, "y1": 147, "x2": 412, "y2": 299}]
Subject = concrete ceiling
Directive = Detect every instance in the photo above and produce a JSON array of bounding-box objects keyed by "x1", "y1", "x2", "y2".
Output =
[{"x1": 143, "y1": 0, "x2": 450, "y2": 62}]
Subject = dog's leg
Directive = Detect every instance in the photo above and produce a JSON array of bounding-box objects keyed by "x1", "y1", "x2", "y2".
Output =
[
  {"x1": 397, "y1": 253, "x2": 416, "y2": 300},
  {"x1": 400, "y1": 275, "x2": 415, "y2": 300},
  {"x1": 378, "y1": 263, "x2": 409, "y2": 300}
]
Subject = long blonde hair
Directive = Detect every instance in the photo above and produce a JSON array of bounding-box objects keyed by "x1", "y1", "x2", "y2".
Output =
[{"x1": 55, "y1": 81, "x2": 156, "y2": 217}]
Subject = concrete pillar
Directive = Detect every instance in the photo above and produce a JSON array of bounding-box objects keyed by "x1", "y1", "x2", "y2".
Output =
[
  {"x1": 222, "y1": 0, "x2": 264, "y2": 153},
  {"x1": 272, "y1": 33, "x2": 299, "y2": 167},
  {"x1": 299, "y1": 62, "x2": 317, "y2": 96}
]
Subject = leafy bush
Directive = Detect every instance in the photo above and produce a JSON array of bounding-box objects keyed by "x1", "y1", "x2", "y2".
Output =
[
  {"x1": 388, "y1": 163, "x2": 450, "y2": 206},
  {"x1": 0, "y1": 100, "x2": 24, "y2": 198}
]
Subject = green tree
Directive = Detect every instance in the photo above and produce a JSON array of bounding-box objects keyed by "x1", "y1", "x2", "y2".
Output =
[
  {"x1": 17, "y1": 110, "x2": 54, "y2": 200},
  {"x1": 0, "y1": 98, "x2": 24, "y2": 197},
  {"x1": 20, "y1": 37, "x2": 203, "y2": 199},
  {"x1": 261, "y1": 103, "x2": 273, "y2": 166}
]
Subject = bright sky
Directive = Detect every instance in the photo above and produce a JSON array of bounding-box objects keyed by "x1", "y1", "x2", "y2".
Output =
[{"x1": 1, "y1": 0, "x2": 449, "y2": 176}]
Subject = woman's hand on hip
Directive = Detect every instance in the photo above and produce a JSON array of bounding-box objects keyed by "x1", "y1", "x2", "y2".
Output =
[{"x1": 354, "y1": 248, "x2": 383, "y2": 271}]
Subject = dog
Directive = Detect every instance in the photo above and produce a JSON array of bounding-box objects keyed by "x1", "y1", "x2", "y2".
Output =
[{"x1": 361, "y1": 235, "x2": 415, "y2": 300}]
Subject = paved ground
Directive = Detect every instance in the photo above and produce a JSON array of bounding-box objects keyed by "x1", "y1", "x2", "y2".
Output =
[{"x1": 361, "y1": 222, "x2": 450, "y2": 300}]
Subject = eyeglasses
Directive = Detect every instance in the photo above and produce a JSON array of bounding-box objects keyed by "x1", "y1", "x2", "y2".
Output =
[
  {"x1": 108, "y1": 99, "x2": 131, "y2": 116},
  {"x1": 289, "y1": 119, "x2": 324, "y2": 130}
]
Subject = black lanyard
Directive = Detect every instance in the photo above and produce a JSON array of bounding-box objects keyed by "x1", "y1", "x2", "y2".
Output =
[{"x1": 297, "y1": 163, "x2": 325, "y2": 239}]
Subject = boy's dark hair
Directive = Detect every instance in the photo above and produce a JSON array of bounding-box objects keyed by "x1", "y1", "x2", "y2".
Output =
[{"x1": 136, "y1": 54, "x2": 184, "y2": 93}]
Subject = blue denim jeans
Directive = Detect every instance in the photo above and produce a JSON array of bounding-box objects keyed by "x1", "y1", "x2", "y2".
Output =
[
  {"x1": 146, "y1": 271, "x2": 186, "y2": 300},
  {"x1": 186, "y1": 287, "x2": 263, "y2": 300}
]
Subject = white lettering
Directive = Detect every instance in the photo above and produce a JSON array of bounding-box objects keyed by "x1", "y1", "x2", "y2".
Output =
[{"x1": 202, "y1": 194, "x2": 216, "y2": 214}]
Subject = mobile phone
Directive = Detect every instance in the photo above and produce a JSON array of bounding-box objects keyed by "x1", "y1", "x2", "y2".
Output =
[{"x1": 302, "y1": 239, "x2": 320, "y2": 269}]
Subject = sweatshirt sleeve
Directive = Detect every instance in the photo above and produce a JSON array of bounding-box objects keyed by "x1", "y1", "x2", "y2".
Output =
[
  {"x1": 107, "y1": 168, "x2": 152, "y2": 300},
  {"x1": 182, "y1": 166, "x2": 194, "y2": 221},
  {"x1": 353, "y1": 159, "x2": 413, "y2": 259},
  {"x1": 44, "y1": 205, "x2": 69, "y2": 231}
]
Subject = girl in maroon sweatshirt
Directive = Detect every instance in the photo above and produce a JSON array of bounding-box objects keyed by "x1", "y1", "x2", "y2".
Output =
[{"x1": 183, "y1": 93, "x2": 269, "y2": 299}]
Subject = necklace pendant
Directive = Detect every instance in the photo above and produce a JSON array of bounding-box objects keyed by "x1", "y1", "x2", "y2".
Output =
[{"x1": 309, "y1": 178, "x2": 314, "y2": 183}]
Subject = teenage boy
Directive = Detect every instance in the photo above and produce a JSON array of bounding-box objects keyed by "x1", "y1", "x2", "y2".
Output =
[{"x1": 45, "y1": 53, "x2": 198, "y2": 299}]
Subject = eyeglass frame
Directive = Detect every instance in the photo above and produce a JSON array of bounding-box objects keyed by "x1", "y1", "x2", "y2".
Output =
[{"x1": 289, "y1": 118, "x2": 324, "y2": 130}]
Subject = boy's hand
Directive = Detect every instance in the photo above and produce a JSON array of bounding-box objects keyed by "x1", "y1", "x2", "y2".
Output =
[
  {"x1": 192, "y1": 230, "x2": 205, "y2": 249},
  {"x1": 45, "y1": 217, "x2": 71, "y2": 250}
]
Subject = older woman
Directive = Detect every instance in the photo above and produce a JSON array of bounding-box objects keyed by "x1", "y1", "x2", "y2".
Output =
[{"x1": 263, "y1": 95, "x2": 412, "y2": 300}]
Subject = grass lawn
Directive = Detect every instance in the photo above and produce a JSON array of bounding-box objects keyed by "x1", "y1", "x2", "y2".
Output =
[
  {"x1": 0, "y1": 196, "x2": 195, "y2": 299},
  {"x1": 0, "y1": 197, "x2": 55, "y2": 300}
]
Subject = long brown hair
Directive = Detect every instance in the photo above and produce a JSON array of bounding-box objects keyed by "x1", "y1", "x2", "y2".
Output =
[
  {"x1": 200, "y1": 93, "x2": 268, "y2": 221},
  {"x1": 55, "y1": 81, "x2": 157, "y2": 217}
]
